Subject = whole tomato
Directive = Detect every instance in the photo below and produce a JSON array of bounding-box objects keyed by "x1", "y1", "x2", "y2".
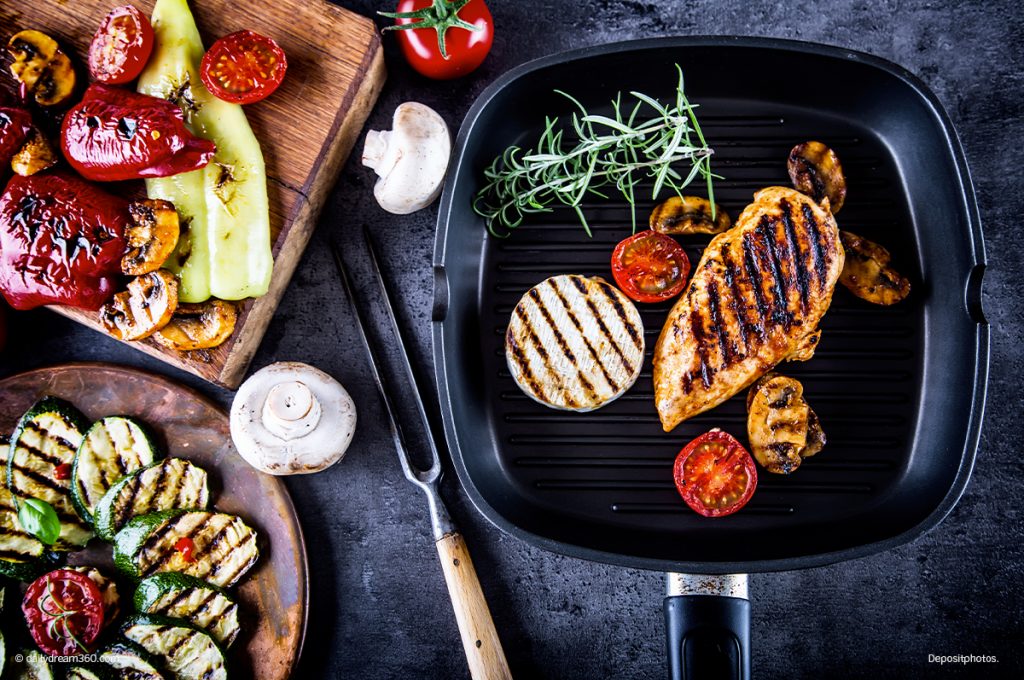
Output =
[{"x1": 381, "y1": 0, "x2": 493, "y2": 80}]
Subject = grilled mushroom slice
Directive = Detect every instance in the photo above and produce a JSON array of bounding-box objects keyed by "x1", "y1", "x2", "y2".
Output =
[
  {"x1": 10, "y1": 127, "x2": 57, "y2": 176},
  {"x1": 838, "y1": 230, "x2": 911, "y2": 305},
  {"x1": 123, "y1": 200, "x2": 181, "y2": 275},
  {"x1": 746, "y1": 373, "x2": 825, "y2": 474},
  {"x1": 787, "y1": 141, "x2": 846, "y2": 213},
  {"x1": 6, "y1": 30, "x2": 77, "y2": 107},
  {"x1": 649, "y1": 195, "x2": 731, "y2": 234},
  {"x1": 153, "y1": 300, "x2": 237, "y2": 351},
  {"x1": 99, "y1": 270, "x2": 180, "y2": 341}
]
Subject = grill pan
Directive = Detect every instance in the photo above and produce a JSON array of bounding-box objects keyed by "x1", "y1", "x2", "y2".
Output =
[{"x1": 431, "y1": 37, "x2": 987, "y2": 677}]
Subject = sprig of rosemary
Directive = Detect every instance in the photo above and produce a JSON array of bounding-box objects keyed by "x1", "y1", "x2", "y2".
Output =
[{"x1": 473, "y1": 65, "x2": 717, "y2": 237}]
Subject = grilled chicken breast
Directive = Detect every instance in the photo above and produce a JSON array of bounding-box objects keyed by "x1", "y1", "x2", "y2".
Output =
[
  {"x1": 506, "y1": 274, "x2": 644, "y2": 411},
  {"x1": 653, "y1": 187, "x2": 844, "y2": 431}
]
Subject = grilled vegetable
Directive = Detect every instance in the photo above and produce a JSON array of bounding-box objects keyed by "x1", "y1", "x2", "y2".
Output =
[
  {"x1": 10, "y1": 127, "x2": 57, "y2": 177},
  {"x1": 22, "y1": 569, "x2": 106, "y2": 656},
  {"x1": 72, "y1": 416, "x2": 161, "y2": 526},
  {"x1": 100, "y1": 640, "x2": 164, "y2": 679},
  {"x1": 0, "y1": 441, "x2": 49, "y2": 579},
  {"x1": 89, "y1": 5, "x2": 156, "y2": 85},
  {"x1": 506, "y1": 274, "x2": 645, "y2": 412},
  {"x1": 152, "y1": 300, "x2": 236, "y2": 351},
  {"x1": 99, "y1": 270, "x2": 180, "y2": 342},
  {"x1": 610, "y1": 230, "x2": 691, "y2": 303},
  {"x1": 71, "y1": 565, "x2": 121, "y2": 626},
  {"x1": 134, "y1": 573, "x2": 240, "y2": 647},
  {"x1": 8, "y1": 397, "x2": 93, "y2": 549},
  {"x1": 674, "y1": 429, "x2": 757, "y2": 517},
  {"x1": 66, "y1": 667, "x2": 112, "y2": 680},
  {"x1": 787, "y1": 141, "x2": 846, "y2": 213},
  {"x1": 746, "y1": 373, "x2": 825, "y2": 474},
  {"x1": 139, "y1": 0, "x2": 274, "y2": 302},
  {"x1": 124, "y1": 200, "x2": 182, "y2": 276},
  {"x1": 6, "y1": 30, "x2": 77, "y2": 107},
  {"x1": 0, "y1": 106, "x2": 33, "y2": 168},
  {"x1": 838, "y1": 230, "x2": 911, "y2": 305},
  {"x1": 113, "y1": 509, "x2": 258, "y2": 588},
  {"x1": 94, "y1": 458, "x2": 209, "y2": 541},
  {"x1": 6, "y1": 647, "x2": 54, "y2": 679},
  {"x1": 650, "y1": 195, "x2": 730, "y2": 235},
  {"x1": 122, "y1": 614, "x2": 227, "y2": 680}
]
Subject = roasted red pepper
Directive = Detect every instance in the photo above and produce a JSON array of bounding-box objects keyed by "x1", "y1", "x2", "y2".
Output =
[
  {"x1": 0, "y1": 106, "x2": 33, "y2": 168},
  {"x1": 0, "y1": 172, "x2": 129, "y2": 310},
  {"x1": 61, "y1": 84, "x2": 215, "y2": 181}
]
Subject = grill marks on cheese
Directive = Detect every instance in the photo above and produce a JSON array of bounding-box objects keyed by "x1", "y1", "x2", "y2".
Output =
[
  {"x1": 654, "y1": 187, "x2": 844, "y2": 431},
  {"x1": 506, "y1": 275, "x2": 644, "y2": 411}
]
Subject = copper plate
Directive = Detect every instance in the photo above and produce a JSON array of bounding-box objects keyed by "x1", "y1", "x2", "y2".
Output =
[{"x1": 0, "y1": 363, "x2": 308, "y2": 679}]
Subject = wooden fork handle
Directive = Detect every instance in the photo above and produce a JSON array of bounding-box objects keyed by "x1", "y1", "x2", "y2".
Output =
[{"x1": 435, "y1": 532, "x2": 513, "y2": 680}]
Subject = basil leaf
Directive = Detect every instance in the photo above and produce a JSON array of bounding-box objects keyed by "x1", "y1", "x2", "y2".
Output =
[{"x1": 18, "y1": 498, "x2": 60, "y2": 545}]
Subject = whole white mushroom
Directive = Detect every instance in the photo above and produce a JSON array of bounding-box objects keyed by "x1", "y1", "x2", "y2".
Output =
[
  {"x1": 362, "y1": 102, "x2": 451, "y2": 214},
  {"x1": 230, "y1": 362, "x2": 357, "y2": 475}
]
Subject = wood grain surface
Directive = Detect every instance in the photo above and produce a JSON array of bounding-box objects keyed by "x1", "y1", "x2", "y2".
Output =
[
  {"x1": 0, "y1": 0, "x2": 386, "y2": 388},
  {"x1": 0, "y1": 363, "x2": 308, "y2": 680}
]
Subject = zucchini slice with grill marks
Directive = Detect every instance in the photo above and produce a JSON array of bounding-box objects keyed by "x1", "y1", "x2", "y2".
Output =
[
  {"x1": 94, "y1": 458, "x2": 209, "y2": 541},
  {"x1": 0, "y1": 440, "x2": 49, "y2": 580},
  {"x1": 134, "y1": 573, "x2": 240, "y2": 648},
  {"x1": 65, "y1": 667, "x2": 114, "y2": 680},
  {"x1": 72, "y1": 416, "x2": 162, "y2": 526},
  {"x1": 99, "y1": 640, "x2": 165, "y2": 679},
  {"x1": 6, "y1": 648, "x2": 53, "y2": 679},
  {"x1": 122, "y1": 614, "x2": 227, "y2": 680},
  {"x1": 7, "y1": 397, "x2": 93, "y2": 549},
  {"x1": 114, "y1": 509, "x2": 258, "y2": 588}
]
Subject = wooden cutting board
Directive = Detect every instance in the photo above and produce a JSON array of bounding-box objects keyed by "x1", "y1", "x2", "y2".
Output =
[
  {"x1": 0, "y1": 0, "x2": 385, "y2": 387},
  {"x1": 0, "y1": 363, "x2": 308, "y2": 680}
]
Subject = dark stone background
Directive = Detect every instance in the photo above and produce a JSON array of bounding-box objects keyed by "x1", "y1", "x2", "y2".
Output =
[{"x1": 2, "y1": 0, "x2": 1022, "y2": 677}]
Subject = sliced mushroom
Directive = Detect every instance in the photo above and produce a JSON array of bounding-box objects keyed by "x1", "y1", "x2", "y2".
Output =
[
  {"x1": 99, "y1": 270, "x2": 180, "y2": 341},
  {"x1": 123, "y1": 200, "x2": 181, "y2": 276},
  {"x1": 10, "y1": 127, "x2": 57, "y2": 176},
  {"x1": 746, "y1": 373, "x2": 825, "y2": 474},
  {"x1": 787, "y1": 141, "x2": 846, "y2": 213},
  {"x1": 6, "y1": 30, "x2": 77, "y2": 107},
  {"x1": 152, "y1": 299, "x2": 237, "y2": 351},
  {"x1": 784, "y1": 329, "x2": 821, "y2": 362},
  {"x1": 838, "y1": 230, "x2": 911, "y2": 305},
  {"x1": 649, "y1": 196, "x2": 731, "y2": 234},
  {"x1": 362, "y1": 102, "x2": 451, "y2": 214}
]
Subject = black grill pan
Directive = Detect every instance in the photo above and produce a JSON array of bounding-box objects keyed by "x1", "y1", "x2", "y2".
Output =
[{"x1": 431, "y1": 36, "x2": 987, "y2": 677}]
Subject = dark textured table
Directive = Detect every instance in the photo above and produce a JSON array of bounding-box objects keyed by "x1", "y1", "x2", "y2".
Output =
[{"x1": 2, "y1": 0, "x2": 1022, "y2": 678}]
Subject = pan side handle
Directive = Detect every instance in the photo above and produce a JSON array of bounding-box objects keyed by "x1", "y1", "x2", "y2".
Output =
[{"x1": 664, "y1": 574, "x2": 750, "y2": 680}]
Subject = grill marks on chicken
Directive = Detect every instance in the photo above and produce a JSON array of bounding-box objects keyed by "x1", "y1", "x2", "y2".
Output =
[{"x1": 654, "y1": 187, "x2": 844, "y2": 431}]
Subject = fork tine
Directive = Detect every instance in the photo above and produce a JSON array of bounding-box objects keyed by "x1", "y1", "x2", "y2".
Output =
[
  {"x1": 363, "y1": 228, "x2": 443, "y2": 480},
  {"x1": 331, "y1": 241, "x2": 423, "y2": 483}
]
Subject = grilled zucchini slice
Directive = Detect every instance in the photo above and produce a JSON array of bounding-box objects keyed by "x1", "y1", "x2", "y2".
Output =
[
  {"x1": 134, "y1": 573, "x2": 240, "y2": 648},
  {"x1": 114, "y1": 509, "x2": 258, "y2": 588},
  {"x1": 100, "y1": 640, "x2": 165, "y2": 679},
  {"x1": 94, "y1": 459, "x2": 209, "y2": 542},
  {"x1": 72, "y1": 417, "x2": 161, "y2": 526},
  {"x1": 7, "y1": 397, "x2": 93, "y2": 549},
  {"x1": 71, "y1": 565, "x2": 121, "y2": 627},
  {"x1": 6, "y1": 648, "x2": 53, "y2": 679},
  {"x1": 122, "y1": 614, "x2": 227, "y2": 680},
  {"x1": 0, "y1": 441, "x2": 49, "y2": 579},
  {"x1": 66, "y1": 667, "x2": 114, "y2": 680}
]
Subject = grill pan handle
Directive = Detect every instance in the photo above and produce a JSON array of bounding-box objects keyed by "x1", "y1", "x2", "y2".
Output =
[{"x1": 664, "y1": 574, "x2": 750, "y2": 680}]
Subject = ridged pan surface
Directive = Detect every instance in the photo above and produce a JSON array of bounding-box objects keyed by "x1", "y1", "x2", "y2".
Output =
[{"x1": 432, "y1": 38, "x2": 988, "y2": 573}]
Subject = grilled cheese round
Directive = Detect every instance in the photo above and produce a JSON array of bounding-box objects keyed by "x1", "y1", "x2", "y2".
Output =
[{"x1": 505, "y1": 275, "x2": 645, "y2": 411}]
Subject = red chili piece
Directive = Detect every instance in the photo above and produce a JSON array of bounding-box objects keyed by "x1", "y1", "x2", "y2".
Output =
[
  {"x1": 53, "y1": 463, "x2": 72, "y2": 480},
  {"x1": 0, "y1": 172, "x2": 130, "y2": 310},
  {"x1": 61, "y1": 83, "x2": 215, "y2": 182},
  {"x1": 175, "y1": 536, "x2": 196, "y2": 563}
]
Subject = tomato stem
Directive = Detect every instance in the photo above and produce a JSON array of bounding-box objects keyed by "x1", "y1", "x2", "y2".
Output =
[{"x1": 380, "y1": 0, "x2": 481, "y2": 60}]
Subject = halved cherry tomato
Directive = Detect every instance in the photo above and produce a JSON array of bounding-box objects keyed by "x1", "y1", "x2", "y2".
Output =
[
  {"x1": 88, "y1": 5, "x2": 155, "y2": 84},
  {"x1": 200, "y1": 30, "x2": 287, "y2": 105},
  {"x1": 383, "y1": 0, "x2": 494, "y2": 80},
  {"x1": 23, "y1": 569, "x2": 105, "y2": 656},
  {"x1": 611, "y1": 230, "x2": 691, "y2": 303},
  {"x1": 674, "y1": 429, "x2": 757, "y2": 518}
]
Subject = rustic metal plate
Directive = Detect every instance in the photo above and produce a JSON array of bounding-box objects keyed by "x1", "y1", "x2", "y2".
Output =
[{"x1": 0, "y1": 363, "x2": 308, "y2": 679}]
